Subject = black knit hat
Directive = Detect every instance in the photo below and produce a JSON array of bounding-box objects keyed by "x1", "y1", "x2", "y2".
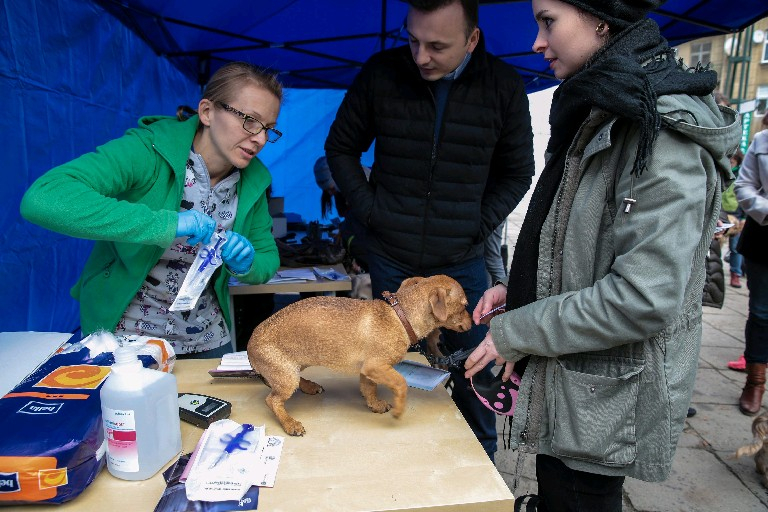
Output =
[{"x1": 559, "y1": 0, "x2": 665, "y2": 30}]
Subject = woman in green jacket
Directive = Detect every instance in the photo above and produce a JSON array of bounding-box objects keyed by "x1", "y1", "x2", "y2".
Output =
[
  {"x1": 464, "y1": 0, "x2": 740, "y2": 509},
  {"x1": 20, "y1": 62, "x2": 282, "y2": 358}
]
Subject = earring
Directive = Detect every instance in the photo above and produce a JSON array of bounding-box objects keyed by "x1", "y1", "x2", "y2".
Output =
[{"x1": 596, "y1": 22, "x2": 607, "y2": 35}]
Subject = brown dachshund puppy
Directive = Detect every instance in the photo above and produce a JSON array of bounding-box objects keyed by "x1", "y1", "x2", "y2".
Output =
[
  {"x1": 735, "y1": 412, "x2": 768, "y2": 488},
  {"x1": 247, "y1": 275, "x2": 472, "y2": 436}
]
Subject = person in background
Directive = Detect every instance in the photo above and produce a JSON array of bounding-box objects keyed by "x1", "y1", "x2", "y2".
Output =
[
  {"x1": 712, "y1": 90, "x2": 743, "y2": 289},
  {"x1": 464, "y1": 0, "x2": 740, "y2": 508},
  {"x1": 20, "y1": 62, "x2": 283, "y2": 359},
  {"x1": 484, "y1": 223, "x2": 507, "y2": 286},
  {"x1": 714, "y1": 90, "x2": 730, "y2": 108},
  {"x1": 734, "y1": 114, "x2": 768, "y2": 415},
  {"x1": 324, "y1": 0, "x2": 535, "y2": 460},
  {"x1": 715, "y1": 94, "x2": 750, "y2": 373},
  {"x1": 723, "y1": 149, "x2": 745, "y2": 288},
  {"x1": 313, "y1": 155, "x2": 371, "y2": 273}
]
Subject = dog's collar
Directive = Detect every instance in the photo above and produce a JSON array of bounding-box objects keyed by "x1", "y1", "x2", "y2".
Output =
[{"x1": 381, "y1": 291, "x2": 419, "y2": 345}]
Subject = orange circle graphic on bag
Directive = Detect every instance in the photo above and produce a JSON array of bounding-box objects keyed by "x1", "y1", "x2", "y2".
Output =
[
  {"x1": 146, "y1": 338, "x2": 172, "y2": 372},
  {"x1": 34, "y1": 366, "x2": 111, "y2": 389},
  {"x1": 39, "y1": 468, "x2": 68, "y2": 489}
]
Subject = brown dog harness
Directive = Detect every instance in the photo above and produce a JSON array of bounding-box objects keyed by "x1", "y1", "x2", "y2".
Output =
[
  {"x1": 381, "y1": 291, "x2": 419, "y2": 345},
  {"x1": 381, "y1": 291, "x2": 475, "y2": 369}
]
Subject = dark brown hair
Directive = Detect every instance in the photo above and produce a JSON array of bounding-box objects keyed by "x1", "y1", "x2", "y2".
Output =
[
  {"x1": 406, "y1": 0, "x2": 478, "y2": 38},
  {"x1": 730, "y1": 148, "x2": 744, "y2": 167}
]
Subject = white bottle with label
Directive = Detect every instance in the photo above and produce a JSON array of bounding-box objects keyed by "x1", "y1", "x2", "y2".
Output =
[{"x1": 100, "y1": 346, "x2": 182, "y2": 480}]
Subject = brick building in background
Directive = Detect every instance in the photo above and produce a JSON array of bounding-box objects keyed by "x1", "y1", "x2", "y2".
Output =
[{"x1": 675, "y1": 15, "x2": 768, "y2": 151}]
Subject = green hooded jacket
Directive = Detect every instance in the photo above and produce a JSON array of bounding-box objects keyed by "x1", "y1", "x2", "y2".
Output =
[{"x1": 20, "y1": 115, "x2": 279, "y2": 335}]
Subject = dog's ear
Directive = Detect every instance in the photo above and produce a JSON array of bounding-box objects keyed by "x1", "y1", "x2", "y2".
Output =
[
  {"x1": 398, "y1": 276, "x2": 424, "y2": 291},
  {"x1": 429, "y1": 287, "x2": 449, "y2": 322}
]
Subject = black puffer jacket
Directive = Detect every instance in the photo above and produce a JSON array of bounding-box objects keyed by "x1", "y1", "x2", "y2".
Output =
[
  {"x1": 702, "y1": 238, "x2": 725, "y2": 308},
  {"x1": 325, "y1": 34, "x2": 534, "y2": 270}
]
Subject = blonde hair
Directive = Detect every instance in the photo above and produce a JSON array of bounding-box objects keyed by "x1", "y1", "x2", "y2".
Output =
[
  {"x1": 202, "y1": 62, "x2": 282, "y2": 104},
  {"x1": 177, "y1": 62, "x2": 282, "y2": 120}
]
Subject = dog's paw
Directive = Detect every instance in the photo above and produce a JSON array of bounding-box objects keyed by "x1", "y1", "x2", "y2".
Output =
[
  {"x1": 283, "y1": 419, "x2": 306, "y2": 436},
  {"x1": 299, "y1": 378, "x2": 324, "y2": 395},
  {"x1": 391, "y1": 405, "x2": 405, "y2": 419},
  {"x1": 367, "y1": 399, "x2": 391, "y2": 414}
]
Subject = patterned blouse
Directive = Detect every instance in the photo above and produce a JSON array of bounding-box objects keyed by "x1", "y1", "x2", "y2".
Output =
[{"x1": 115, "y1": 150, "x2": 240, "y2": 354}]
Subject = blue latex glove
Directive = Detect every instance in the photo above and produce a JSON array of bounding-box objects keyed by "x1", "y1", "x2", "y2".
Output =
[
  {"x1": 221, "y1": 230, "x2": 255, "y2": 275},
  {"x1": 176, "y1": 210, "x2": 216, "y2": 246}
]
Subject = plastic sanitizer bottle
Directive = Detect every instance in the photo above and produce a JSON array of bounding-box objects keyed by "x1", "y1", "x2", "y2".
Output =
[{"x1": 100, "y1": 345, "x2": 182, "y2": 480}]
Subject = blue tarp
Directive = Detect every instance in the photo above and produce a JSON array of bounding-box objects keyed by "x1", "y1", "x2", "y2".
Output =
[
  {"x1": 4, "y1": 0, "x2": 768, "y2": 333},
  {"x1": 96, "y1": 0, "x2": 768, "y2": 92},
  {"x1": 2, "y1": 0, "x2": 368, "y2": 333},
  {"x1": 3, "y1": 0, "x2": 198, "y2": 332}
]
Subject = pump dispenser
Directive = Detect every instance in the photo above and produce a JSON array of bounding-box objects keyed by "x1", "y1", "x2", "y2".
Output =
[{"x1": 100, "y1": 345, "x2": 182, "y2": 480}]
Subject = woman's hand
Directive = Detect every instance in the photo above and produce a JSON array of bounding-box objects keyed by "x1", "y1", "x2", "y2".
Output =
[
  {"x1": 464, "y1": 333, "x2": 506, "y2": 379},
  {"x1": 221, "y1": 231, "x2": 255, "y2": 275},
  {"x1": 176, "y1": 210, "x2": 216, "y2": 246},
  {"x1": 500, "y1": 361, "x2": 516, "y2": 381},
  {"x1": 713, "y1": 218, "x2": 726, "y2": 240},
  {"x1": 473, "y1": 283, "x2": 507, "y2": 325}
]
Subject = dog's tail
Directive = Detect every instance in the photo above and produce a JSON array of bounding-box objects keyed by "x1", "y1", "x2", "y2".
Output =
[{"x1": 734, "y1": 440, "x2": 763, "y2": 459}]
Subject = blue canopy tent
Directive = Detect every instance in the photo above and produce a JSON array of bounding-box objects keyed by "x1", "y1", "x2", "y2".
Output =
[
  {"x1": 96, "y1": 0, "x2": 768, "y2": 92},
  {"x1": 3, "y1": 0, "x2": 768, "y2": 333}
]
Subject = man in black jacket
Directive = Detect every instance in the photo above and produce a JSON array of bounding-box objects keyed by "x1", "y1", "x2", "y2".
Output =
[{"x1": 324, "y1": 0, "x2": 534, "y2": 459}]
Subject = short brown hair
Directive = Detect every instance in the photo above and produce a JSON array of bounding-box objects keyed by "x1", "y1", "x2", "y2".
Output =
[
  {"x1": 407, "y1": 0, "x2": 479, "y2": 39},
  {"x1": 714, "y1": 91, "x2": 730, "y2": 106},
  {"x1": 730, "y1": 148, "x2": 744, "y2": 167}
]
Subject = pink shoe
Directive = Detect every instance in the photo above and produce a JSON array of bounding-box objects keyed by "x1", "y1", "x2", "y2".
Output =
[{"x1": 727, "y1": 355, "x2": 746, "y2": 372}]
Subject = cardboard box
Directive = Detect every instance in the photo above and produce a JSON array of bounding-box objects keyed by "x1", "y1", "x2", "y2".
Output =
[
  {"x1": 268, "y1": 197, "x2": 284, "y2": 217},
  {"x1": 272, "y1": 216, "x2": 287, "y2": 238}
]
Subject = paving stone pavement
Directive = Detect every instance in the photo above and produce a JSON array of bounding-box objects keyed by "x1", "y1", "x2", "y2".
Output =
[{"x1": 492, "y1": 218, "x2": 768, "y2": 510}]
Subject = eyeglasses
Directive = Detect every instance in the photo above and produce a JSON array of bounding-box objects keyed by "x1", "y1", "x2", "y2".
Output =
[{"x1": 216, "y1": 101, "x2": 282, "y2": 143}]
